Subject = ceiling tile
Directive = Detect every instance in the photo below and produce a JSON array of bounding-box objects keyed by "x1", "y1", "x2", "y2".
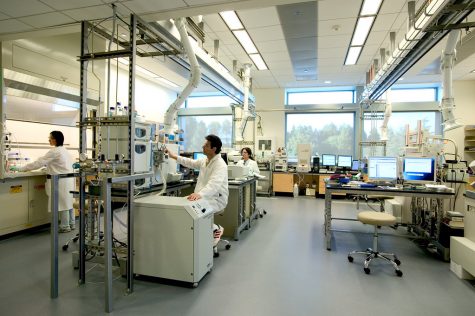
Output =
[
  {"x1": 122, "y1": 0, "x2": 187, "y2": 14},
  {"x1": 211, "y1": 30, "x2": 237, "y2": 45},
  {"x1": 379, "y1": 0, "x2": 413, "y2": 14},
  {"x1": 372, "y1": 13, "x2": 398, "y2": 32},
  {"x1": 203, "y1": 14, "x2": 228, "y2": 33},
  {"x1": 63, "y1": 5, "x2": 116, "y2": 21},
  {"x1": 257, "y1": 39, "x2": 288, "y2": 53},
  {"x1": 239, "y1": 7, "x2": 279, "y2": 28},
  {"x1": 317, "y1": 34, "x2": 351, "y2": 49},
  {"x1": 18, "y1": 12, "x2": 75, "y2": 28},
  {"x1": 318, "y1": 47, "x2": 346, "y2": 59},
  {"x1": 183, "y1": 0, "x2": 224, "y2": 5},
  {"x1": 0, "y1": 19, "x2": 33, "y2": 33},
  {"x1": 318, "y1": 18, "x2": 354, "y2": 37},
  {"x1": 248, "y1": 25, "x2": 285, "y2": 42},
  {"x1": 40, "y1": 0, "x2": 103, "y2": 11},
  {"x1": 318, "y1": 0, "x2": 360, "y2": 20},
  {"x1": 0, "y1": 11, "x2": 11, "y2": 20},
  {"x1": 0, "y1": 1, "x2": 53, "y2": 18},
  {"x1": 262, "y1": 50, "x2": 290, "y2": 62}
]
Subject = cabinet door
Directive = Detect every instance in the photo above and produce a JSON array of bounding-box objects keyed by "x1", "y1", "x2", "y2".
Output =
[
  {"x1": 28, "y1": 176, "x2": 49, "y2": 223},
  {"x1": 0, "y1": 180, "x2": 29, "y2": 234},
  {"x1": 273, "y1": 173, "x2": 294, "y2": 193},
  {"x1": 318, "y1": 175, "x2": 330, "y2": 194}
]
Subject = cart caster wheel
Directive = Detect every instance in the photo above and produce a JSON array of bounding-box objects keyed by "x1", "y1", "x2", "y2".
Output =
[
  {"x1": 394, "y1": 259, "x2": 401, "y2": 266},
  {"x1": 225, "y1": 244, "x2": 231, "y2": 250},
  {"x1": 396, "y1": 270, "x2": 403, "y2": 277},
  {"x1": 347, "y1": 256, "x2": 354, "y2": 263},
  {"x1": 264, "y1": 210, "x2": 267, "y2": 215},
  {"x1": 192, "y1": 282, "x2": 199, "y2": 288},
  {"x1": 259, "y1": 214, "x2": 263, "y2": 218},
  {"x1": 62, "y1": 244, "x2": 69, "y2": 251},
  {"x1": 364, "y1": 267, "x2": 370, "y2": 274},
  {"x1": 213, "y1": 252, "x2": 219, "y2": 258}
]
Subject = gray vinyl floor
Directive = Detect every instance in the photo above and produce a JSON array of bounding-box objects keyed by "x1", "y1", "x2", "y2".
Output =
[{"x1": 1, "y1": 196, "x2": 474, "y2": 316}]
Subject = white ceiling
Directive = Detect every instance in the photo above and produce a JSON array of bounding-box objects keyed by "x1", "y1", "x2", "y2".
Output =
[{"x1": 1, "y1": 0, "x2": 475, "y2": 91}]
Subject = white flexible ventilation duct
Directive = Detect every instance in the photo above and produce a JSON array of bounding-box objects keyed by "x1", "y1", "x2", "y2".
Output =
[
  {"x1": 236, "y1": 63, "x2": 252, "y2": 142},
  {"x1": 440, "y1": 29, "x2": 462, "y2": 132},
  {"x1": 380, "y1": 90, "x2": 392, "y2": 141},
  {"x1": 163, "y1": 17, "x2": 201, "y2": 135}
]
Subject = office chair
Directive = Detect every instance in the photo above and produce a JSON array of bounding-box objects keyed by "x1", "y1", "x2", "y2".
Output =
[{"x1": 347, "y1": 211, "x2": 402, "y2": 277}]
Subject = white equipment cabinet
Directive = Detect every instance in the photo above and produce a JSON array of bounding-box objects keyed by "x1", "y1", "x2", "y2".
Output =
[{"x1": 133, "y1": 195, "x2": 214, "y2": 286}]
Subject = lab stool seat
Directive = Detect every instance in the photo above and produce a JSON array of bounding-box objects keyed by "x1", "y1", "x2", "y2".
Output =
[{"x1": 348, "y1": 211, "x2": 403, "y2": 277}]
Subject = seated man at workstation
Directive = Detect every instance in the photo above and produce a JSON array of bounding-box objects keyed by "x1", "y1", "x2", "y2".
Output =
[{"x1": 165, "y1": 134, "x2": 229, "y2": 248}]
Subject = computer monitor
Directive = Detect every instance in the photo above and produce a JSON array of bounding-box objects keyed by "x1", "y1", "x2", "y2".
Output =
[
  {"x1": 402, "y1": 157, "x2": 436, "y2": 183},
  {"x1": 337, "y1": 155, "x2": 352, "y2": 168},
  {"x1": 367, "y1": 156, "x2": 398, "y2": 182},
  {"x1": 321, "y1": 154, "x2": 336, "y2": 168},
  {"x1": 193, "y1": 152, "x2": 206, "y2": 160},
  {"x1": 351, "y1": 160, "x2": 360, "y2": 171}
]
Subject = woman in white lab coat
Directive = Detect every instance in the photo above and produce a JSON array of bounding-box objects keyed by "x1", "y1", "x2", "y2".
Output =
[
  {"x1": 236, "y1": 147, "x2": 260, "y2": 176},
  {"x1": 15, "y1": 131, "x2": 75, "y2": 233}
]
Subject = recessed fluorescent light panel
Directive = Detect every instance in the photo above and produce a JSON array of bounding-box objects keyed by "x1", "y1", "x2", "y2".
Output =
[
  {"x1": 233, "y1": 30, "x2": 258, "y2": 54},
  {"x1": 220, "y1": 10, "x2": 269, "y2": 71},
  {"x1": 219, "y1": 11, "x2": 243, "y2": 30},
  {"x1": 249, "y1": 54, "x2": 268, "y2": 70},
  {"x1": 344, "y1": 0, "x2": 383, "y2": 65},
  {"x1": 345, "y1": 46, "x2": 362, "y2": 65},
  {"x1": 351, "y1": 16, "x2": 375, "y2": 46},
  {"x1": 360, "y1": 0, "x2": 383, "y2": 15}
]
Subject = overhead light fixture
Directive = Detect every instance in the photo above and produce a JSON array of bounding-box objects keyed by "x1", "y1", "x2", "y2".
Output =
[
  {"x1": 249, "y1": 54, "x2": 268, "y2": 70},
  {"x1": 324, "y1": 80, "x2": 332, "y2": 84},
  {"x1": 220, "y1": 10, "x2": 269, "y2": 71},
  {"x1": 345, "y1": 46, "x2": 362, "y2": 65},
  {"x1": 344, "y1": 0, "x2": 382, "y2": 65},
  {"x1": 233, "y1": 30, "x2": 258, "y2": 54},
  {"x1": 471, "y1": 69, "x2": 475, "y2": 73},
  {"x1": 351, "y1": 16, "x2": 375, "y2": 46},
  {"x1": 361, "y1": 0, "x2": 383, "y2": 15},
  {"x1": 219, "y1": 11, "x2": 243, "y2": 30}
]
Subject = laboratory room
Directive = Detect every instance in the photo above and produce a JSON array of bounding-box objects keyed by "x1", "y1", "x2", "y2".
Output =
[{"x1": 2, "y1": 0, "x2": 475, "y2": 314}]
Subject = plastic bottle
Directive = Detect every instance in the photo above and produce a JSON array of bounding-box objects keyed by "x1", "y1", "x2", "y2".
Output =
[
  {"x1": 108, "y1": 105, "x2": 115, "y2": 117},
  {"x1": 293, "y1": 183, "x2": 299, "y2": 197},
  {"x1": 115, "y1": 102, "x2": 123, "y2": 116}
]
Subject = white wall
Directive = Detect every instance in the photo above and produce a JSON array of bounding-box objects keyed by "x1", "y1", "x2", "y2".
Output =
[{"x1": 253, "y1": 88, "x2": 286, "y2": 150}]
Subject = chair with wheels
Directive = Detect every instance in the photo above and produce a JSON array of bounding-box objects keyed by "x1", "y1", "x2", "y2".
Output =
[
  {"x1": 213, "y1": 210, "x2": 231, "y2": 258},
  {"x1": 347, "y1": 211, "x2": 402, "y2": 277}
]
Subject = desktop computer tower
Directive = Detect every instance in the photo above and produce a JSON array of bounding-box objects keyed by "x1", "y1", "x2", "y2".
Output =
[{"x1": 312, "y1": 157, "x2": 319, "y2": 173}]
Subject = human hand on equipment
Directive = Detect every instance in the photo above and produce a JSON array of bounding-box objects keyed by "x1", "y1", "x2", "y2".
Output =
[
  {"x1": 164, "y1": 147, "x2": 177, "y2": 160},
  {"x1": 9, "y1": 165, "x2": 21, "y2": 172},
  {"x1": 187, "y1": 193, "x2": 202, "y2": 201}
]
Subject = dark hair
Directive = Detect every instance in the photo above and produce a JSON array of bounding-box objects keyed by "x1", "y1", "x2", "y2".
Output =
[
  {"x1": 205, "y1": 134, "x2": 222, "y2": 154},
  {"x1": 241, "y1": 147, "x2": 254, "y2": 160},
  {"x1": 50, "y1": 131, "x2": 64, "y2": 146}
]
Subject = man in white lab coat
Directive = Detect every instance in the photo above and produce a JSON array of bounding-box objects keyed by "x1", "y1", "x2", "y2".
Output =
[
  {"x1": 13, "y1": 131, "x2": 74, "y2": 233},
  {"x1": 166, "y1": 134, "x2": 228, "y2": 213}
]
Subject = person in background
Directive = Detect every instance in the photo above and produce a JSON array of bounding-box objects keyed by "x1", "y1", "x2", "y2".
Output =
[
  {"x1": 236, "y1": 147, "x2": 260, "y2": 176},
  {"x1": 11, "y1": 131, "x2": 74, "y2": 233}
]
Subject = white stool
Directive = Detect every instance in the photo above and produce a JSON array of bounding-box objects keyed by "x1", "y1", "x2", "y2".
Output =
[{"x1": 348, "y1": 211, "x2": 402, "y2": 277}]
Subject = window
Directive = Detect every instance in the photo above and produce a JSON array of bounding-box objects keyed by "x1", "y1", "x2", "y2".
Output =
[
  {"x1": 363, "y1": 111, "x2": 440, "y2": 157},
  {"x1": 186, "y1": 95, "x2": 235, "y2": 108},
  {"x1": 178, "y1": 115, "x2": 232, "y2": 152},
  {"x1": 287, "y1": 90, "x2": 354, "y2": 105},
  {"x1": 390, "y1": 88, "x2": 437, "y2": 102},
  {"x1": 286, "y1": 113, "x2": 355, "y2": 158}
]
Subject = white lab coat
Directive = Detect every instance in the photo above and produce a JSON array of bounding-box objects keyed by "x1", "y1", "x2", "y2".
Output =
[
  {"x1": 177, "y1": 154, "x2": 228, "y2": 213},
  {"x1": 20, "y1": 146, "x2": 74, "y2": 212},
  {"x1": 236, "y1": 159, "x2": 260, "y2": 176}
]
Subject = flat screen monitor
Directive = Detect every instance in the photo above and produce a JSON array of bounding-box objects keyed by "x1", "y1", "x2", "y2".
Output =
[
  {"x1": 368, "y1": 156, "x2": 398, "y2": 181},
  {"x1": 402, "y1": 157, "x2": 436, "y2": 183},
  {"x1": 352, "y1": 160, "x2": 360, "y2": 171},
  {"x1": 337, "y1": 155, "x2": 352, "y2": 168},
  {"x1": 193, "y1": 152, "x2": 206, "y2": 160},
  {"x1": 321, "y1": 154, "x2": 336, "y2": 167}
]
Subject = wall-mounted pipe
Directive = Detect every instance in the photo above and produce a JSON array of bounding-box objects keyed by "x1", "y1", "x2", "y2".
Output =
[{"x1": 163, "y1": 18, "x2": 201, "y2": 135}]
